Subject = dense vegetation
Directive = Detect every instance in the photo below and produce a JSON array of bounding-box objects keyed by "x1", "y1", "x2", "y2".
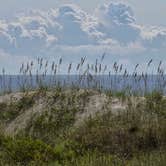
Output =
[
  {"x1": 0, "y1": 57, "x2": 165, "y2": 165},
  {"x1": 0, "y1": 87, "x2": 165, "y2": 165}
]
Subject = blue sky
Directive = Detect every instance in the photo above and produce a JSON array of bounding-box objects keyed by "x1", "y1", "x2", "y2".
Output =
[{"x1": 0, "y1": 0, "x2": 166, "y2": 74}]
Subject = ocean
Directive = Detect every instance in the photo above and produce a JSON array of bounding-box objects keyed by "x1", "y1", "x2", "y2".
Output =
[{"x1": 0, "y1": 75, "x2": 165, "y2": 94}]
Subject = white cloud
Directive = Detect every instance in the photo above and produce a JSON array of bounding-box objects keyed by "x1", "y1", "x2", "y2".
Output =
[
  {"x1": 140, "y1": 26, "x2": 166, "y2": 49},
  {"x1": 95, "y1": 2, "x2": 140, "y2": 43},
  {"x1": 95, "y1": 1, "x2": 135, "y2": 26},
  {"x1": 0, "y1": 1, "x2": 166, "y2": 73}
]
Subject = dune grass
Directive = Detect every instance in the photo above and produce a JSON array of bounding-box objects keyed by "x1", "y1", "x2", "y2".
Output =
[
  {"x1": 0, "y1": 57, "x2": 166, "y2": 165},
  {"x1": 0, "y1": 88, "x2": 165, "y2": 165}
]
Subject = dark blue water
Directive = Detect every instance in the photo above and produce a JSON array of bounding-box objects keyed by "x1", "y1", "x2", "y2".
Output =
[{"x1": 0, "y1": 75, "x2": 166, "y2": 94}]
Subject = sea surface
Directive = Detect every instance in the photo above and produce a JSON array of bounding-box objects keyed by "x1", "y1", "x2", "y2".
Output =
[{"x1": 0, "y1": 75, "x2": 165, "y2": 94}]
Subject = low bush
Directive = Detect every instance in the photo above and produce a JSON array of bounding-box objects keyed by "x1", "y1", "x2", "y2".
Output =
[
  {"x1": 0, "y1": 137, "x2": 56, "y2": 165},
  {"x1": 71, "y1": 106, "x2": 166, "y2": 158}
]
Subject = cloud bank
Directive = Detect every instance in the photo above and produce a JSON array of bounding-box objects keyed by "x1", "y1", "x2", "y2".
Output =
[{"x1": 0, "y1": 1, "x2": 166, "y2": 73}]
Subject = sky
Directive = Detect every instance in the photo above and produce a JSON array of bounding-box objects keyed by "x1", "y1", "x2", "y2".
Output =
[
  {"x1": 0, "y1": 0, "x2": 166, "y2": 26},
  {"x1": 0, "y1": 0, "x2": 166, "y2": 74}
]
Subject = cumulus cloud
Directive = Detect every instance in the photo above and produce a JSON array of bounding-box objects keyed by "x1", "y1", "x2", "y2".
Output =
[
  {"x1": 95, "y1": 2, "x2": 135, "y2": 25},
  {"x1": 95, "y1": 2, "x2": 141, "y2": 43},
  {"x1": 140, "y1": 26, "x2": 166, "y2": 49},
  {"x1": 0, "y1": 1, "x2": 166, "y2": 73},
  {"x1": 0, "y1": 4, "x2": 104, "y2": 55},
  {"x1": 54, "y1": 4, "x2": 101, "y2": 45},
  {"x1": 0, "y1": 2, "x2": 166, "y2": 51},
  {"x1": 95, "y1": 2, "x2": 166, "y2": 48}
]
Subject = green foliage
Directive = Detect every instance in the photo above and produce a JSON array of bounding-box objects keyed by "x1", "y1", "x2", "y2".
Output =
[
  {"x1": 128, "y1": 151, "x2": 166, "y2": 166},
  {"x1": 106, "y1": 90, "x2": 128, "y2": 103},
  {"x1": 0, "y1": 137, "x2": 57, "y2": 165},
  {"x1": 0, "y1": 102, "x2": 19, "y2": 122},
  {"x1": 49, "y1": 151, "x2": 166, "y2": 166},
  {"x1": 59, "y1": 151, "x2": 124, "y2": 166},
  {"x1": 54, "y1": 140, "x2": 82, "y2": 164},
  {"x1": 24, "y1": 107, "x2": 77, "y2": 144},
  {"x1": 0, "y1": 89, "x2": 166, "y2": 165},
  {"x1": 71, "y1": 106, "x2": 166, "y2": 158},
  {"x1": 0, "y1": 95, "x2": 35, "y2": 123},
  {"x1": 17, "y1": 95, "x2": 35, "y2": 111},
  {"x1": 145, "y1": 91, "x2": 166, "y2": 117}
]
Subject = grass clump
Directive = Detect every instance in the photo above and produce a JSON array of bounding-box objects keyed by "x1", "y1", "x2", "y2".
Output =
[
  {"x1": 145, "y1": 91, "x2": 166, "y2": 118},
  {"x1": 0, "y1": 94, "x2": 35, "y2": 123},
  {"x1": 0, "y1": 136, "x2": 57, "y2": 165},
  {"x1": 16, "y1": 95, "x2": 35, "y2": 111},
  {"x1": 70, "y1": 101, "x2": 166, "y2": 158},
  {"x1": 66, "y1": 151, "x2": 166, "y2": 166},
  {"x1": 23, "y1": 107, "x2": 78, "y2": 144},
  {"x1": 0, "y1": 89, "x2": 166, "y2": 165},
  {"x1": 0, "y1": 102, "x2": 20, "y2": 122}
]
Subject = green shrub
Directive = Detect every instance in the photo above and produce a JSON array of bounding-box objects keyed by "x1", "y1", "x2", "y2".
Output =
[
  {"x1": 1, "y1": 137, "x2": 56, "y2": 165},
  {"x1": 67, "y1": 151, "x2": 166, "y2": 166},
  {"x1": 71, "y1": 107, "x2": 166, "y2": 158},
  {"x1": 16, "y1": 95, "x2": 35, "y2": 111},
  {"x1": 0, "y1": 95, "x2": 35, "y2": 123},
  {"x1": 145, "y1": 91, "x2": 166, "y2": 117},
  {"x1": 23, "y1": 107, "x2": 77, "y2": 144}
]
